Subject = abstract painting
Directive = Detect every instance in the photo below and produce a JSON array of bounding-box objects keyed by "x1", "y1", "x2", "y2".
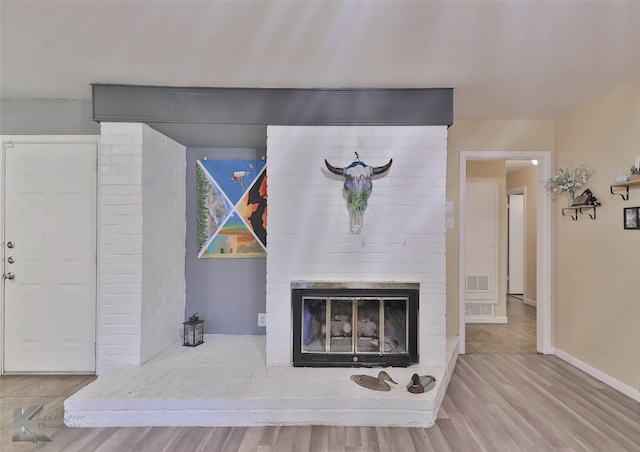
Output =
[{"x1": 197, "y1": 159, "x2": 267, "y2": 258}]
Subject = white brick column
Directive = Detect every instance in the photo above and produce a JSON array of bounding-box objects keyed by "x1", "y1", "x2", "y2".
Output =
[
  {"x1": 97, "y1": 123, "x2": 186, "y2": 374},
  {"x1": 140, "y1": 125, "x2": 187, "y2": 363},
  {"x1": 266, "y1": 126, "x2": 448, "y2": 366}
]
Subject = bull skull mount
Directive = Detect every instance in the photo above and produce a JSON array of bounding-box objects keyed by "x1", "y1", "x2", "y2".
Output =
[{"x1": 325, "y1": 153, "x2": 393, "y2": 234}]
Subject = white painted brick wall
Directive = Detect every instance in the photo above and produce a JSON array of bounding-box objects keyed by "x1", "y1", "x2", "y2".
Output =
[
  {"x1": 140, "y1": 125, "x2": 186, "y2": 363},
  {"x1": 97, "y1": 123, "x2": 144, "y2": 374},
  {"x1": 97, "y1": 123, "x2": 186, "y2": 374},
  {"x1": 266, "y1": 126, "x2": 447, "y2": 366}
]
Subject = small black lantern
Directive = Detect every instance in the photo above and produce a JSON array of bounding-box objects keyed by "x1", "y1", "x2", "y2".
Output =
[{"x1": 183, "y1": 313, "x2": 204, "y2": 347}]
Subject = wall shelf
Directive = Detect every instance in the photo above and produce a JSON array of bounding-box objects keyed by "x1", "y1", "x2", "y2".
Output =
[
  {"x1": 610, "y1": 179, "x2": 640, "y2": 201},
  {"x1": 562, "y1": 205, "x2": 598, "y2": 221}
]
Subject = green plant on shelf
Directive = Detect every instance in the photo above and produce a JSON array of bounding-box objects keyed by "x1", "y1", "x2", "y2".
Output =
[{"x1": 545, "y1": 165, "x2": 592, "y2": 203}]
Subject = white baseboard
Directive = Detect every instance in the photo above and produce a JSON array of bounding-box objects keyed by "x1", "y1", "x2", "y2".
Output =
[
  {"x1": 465, "y1": 316, "x2": 508, "y2": 324},
  {"x1": 523, "y1": 298, "x2": 537, "y2": 307},
  {"x1": 553, "y1": 348, "x2": 640, "y2": 403}
]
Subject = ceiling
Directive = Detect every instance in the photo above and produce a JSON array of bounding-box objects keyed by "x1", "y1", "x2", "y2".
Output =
[{"x1": 2, "y1": 1, "x2": 640, "y2": 122}]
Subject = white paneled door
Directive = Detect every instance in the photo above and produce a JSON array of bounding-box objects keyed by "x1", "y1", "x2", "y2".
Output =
[{"x1": 3, "y1": 141, "x2": 97, "y2": 372}]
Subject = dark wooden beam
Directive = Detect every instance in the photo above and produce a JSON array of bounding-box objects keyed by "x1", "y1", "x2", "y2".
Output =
[{"x1": 92, "y1": 84, "x2": 453, "y2": 126}]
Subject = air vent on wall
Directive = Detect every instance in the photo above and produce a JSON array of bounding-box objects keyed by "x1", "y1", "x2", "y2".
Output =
[
  {"x1": 465, "y1": 303, "x2": 494, "y2": 316},
  {"x1": 465, "y1": 275, "x2": 490, "y2": 292}
]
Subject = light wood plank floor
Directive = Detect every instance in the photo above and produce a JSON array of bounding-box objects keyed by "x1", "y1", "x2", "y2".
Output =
[
  {"x1": 0, "y1": 375, "x2": 96, "y2": 452},
  {"x1": 3, "y1": 303, "x2": 639, "y2": 452},
  {"x1": 466, "y1": 295, "x2": 537, "y2": 354},
  {"x1": 0, "y1": 353, "x2": 637, "y2": 451}
]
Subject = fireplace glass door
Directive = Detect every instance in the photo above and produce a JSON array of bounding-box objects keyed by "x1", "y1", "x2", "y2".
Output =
[
  {"x1": 300, "y1": 296, "x2": 410, "y2": 361},
  {"x1": 292, "y1": 282, "x2": 419, "y2": 367}
]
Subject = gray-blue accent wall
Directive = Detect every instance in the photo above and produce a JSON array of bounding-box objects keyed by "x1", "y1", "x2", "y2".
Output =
[{"x1": 185, "y1": 147, "x2": 267, "y2": 335}]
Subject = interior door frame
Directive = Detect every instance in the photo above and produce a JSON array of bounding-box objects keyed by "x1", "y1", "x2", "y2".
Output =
[
  {"x1": 459, "y1": 151, "x2": 552, "y2": 355},
  {"x1": 0, "y1": 135, "x2": 99, "y2": 375}
]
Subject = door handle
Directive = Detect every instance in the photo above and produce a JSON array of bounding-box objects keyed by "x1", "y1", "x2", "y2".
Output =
[
  {"x1": 6, "y1": 241, "x2": 15, "y2": 249},
  {"x1": 7, "y1": 256, "x2": 15, "y2": 264},
  {"x1": 4, "y1": 272, "x2": 15, "y2": 280}
]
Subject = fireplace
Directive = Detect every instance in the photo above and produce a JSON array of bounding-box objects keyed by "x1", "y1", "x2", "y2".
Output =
[
  {"x1": 266, "y1": 125, "x2": 447, "y2": 367},
  {"x1": 291, "y1": 282, "x2": 419, "y2": 367}
]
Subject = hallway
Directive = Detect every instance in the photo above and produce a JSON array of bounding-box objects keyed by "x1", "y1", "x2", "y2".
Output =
[{"x1": 465, "y1": 295, "x2": 537, "y2": 354}]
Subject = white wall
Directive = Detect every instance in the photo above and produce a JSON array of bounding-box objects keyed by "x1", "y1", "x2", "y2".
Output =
[
  {"x1": 265, "y1": 126, "x2": 448, "y2": 366},
  {"x1": 97, "y1": 123, "x2": 186, "y2": 374}
]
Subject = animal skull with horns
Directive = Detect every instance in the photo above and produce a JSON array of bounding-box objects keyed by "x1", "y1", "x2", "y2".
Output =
[{"x1": 325, "y1": 153, "x2": 393, "y2": 233}]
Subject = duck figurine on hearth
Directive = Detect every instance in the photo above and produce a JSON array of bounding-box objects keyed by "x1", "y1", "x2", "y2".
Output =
[
  {"x1": 350, "y1": 371, "x2": 397, "y2": 391},
  {"x1": 406, "y1": 373, "x2": 436, "y2": 394}
]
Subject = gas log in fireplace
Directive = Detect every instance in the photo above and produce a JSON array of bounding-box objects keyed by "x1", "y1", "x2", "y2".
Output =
[{"x1": 291, "y1": 282, "x2": 419, "y2": 367}]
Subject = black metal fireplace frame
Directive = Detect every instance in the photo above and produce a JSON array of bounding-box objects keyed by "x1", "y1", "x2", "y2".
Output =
[{"x1": 291, "y1": 282, "x2": 419, "y2": 368}]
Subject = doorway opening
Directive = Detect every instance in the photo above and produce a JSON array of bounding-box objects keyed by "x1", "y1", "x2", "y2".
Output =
[{"x1": 459, "y1": 151, "x2": 552, "y2": 355}]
